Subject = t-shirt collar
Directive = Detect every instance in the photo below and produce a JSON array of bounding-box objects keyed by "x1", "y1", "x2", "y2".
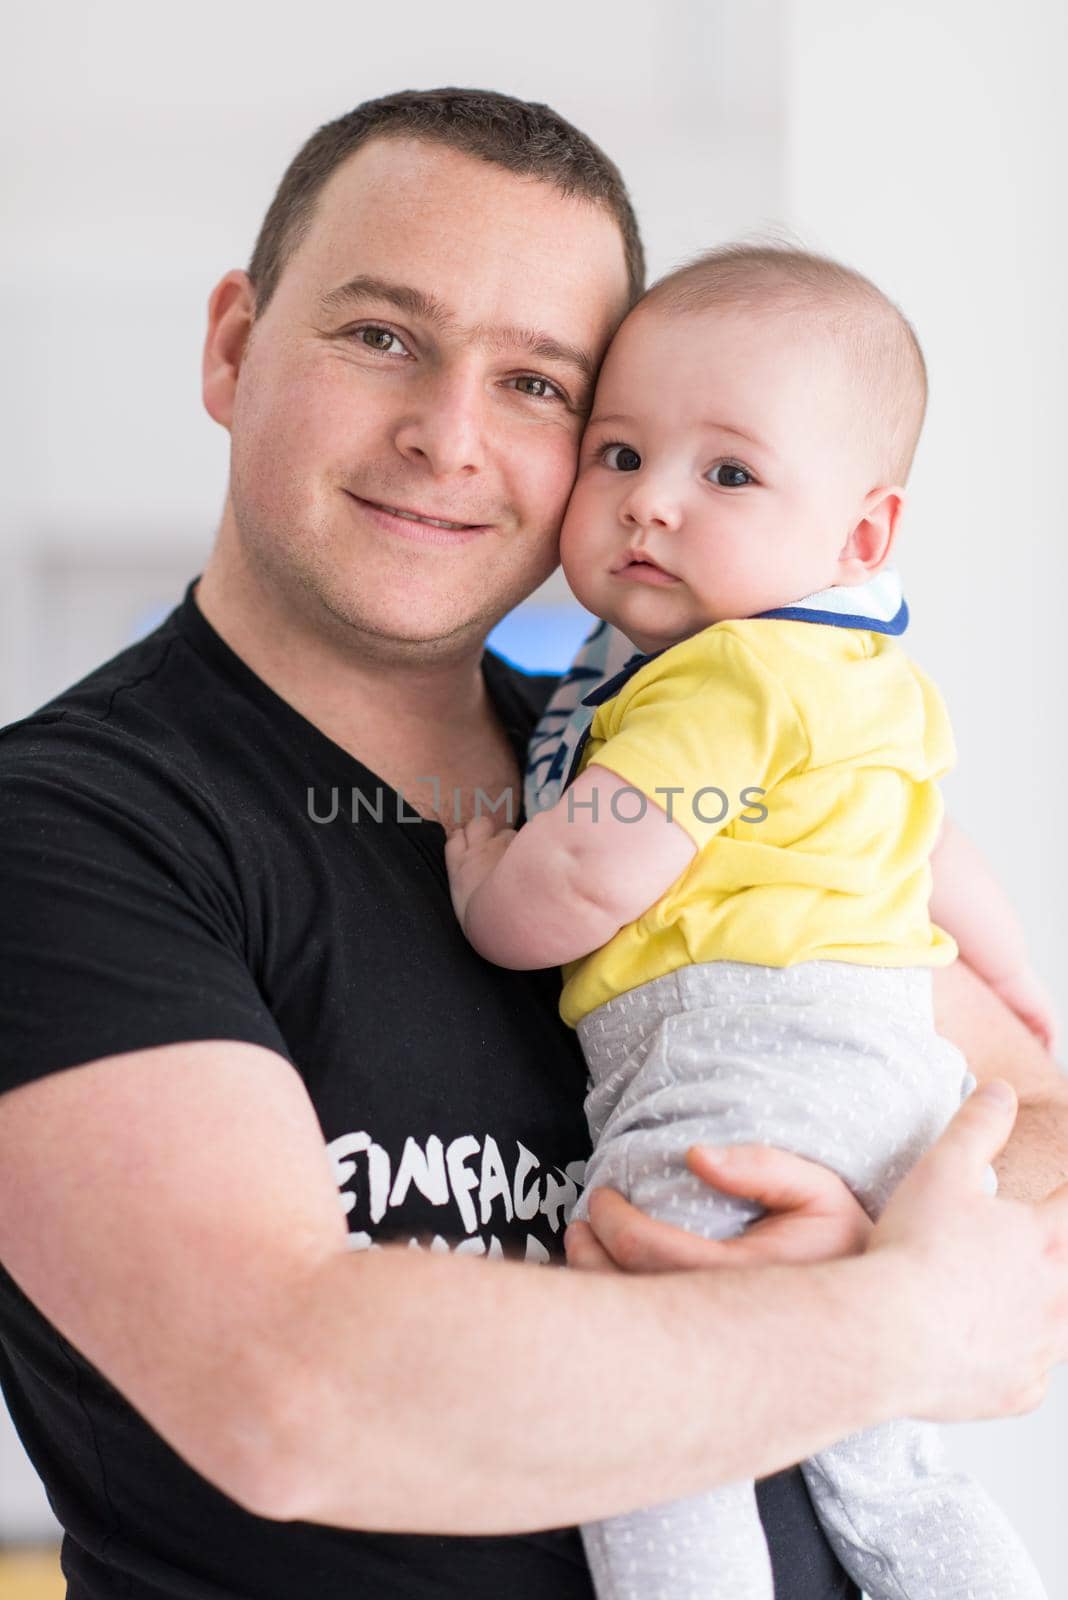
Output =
[
  {"x1": 753, "y1": 567, "x2": 908, "y2": 635},
  {"x1": 580, "y1": 569, "x2": 907, "y2": 710}
]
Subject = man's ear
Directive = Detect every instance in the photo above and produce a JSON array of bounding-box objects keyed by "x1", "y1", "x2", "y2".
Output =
[
  {"x1": 836, "y1": 485, "x2": 906, "y2": 583},
  {"x1": 202, "y1": 270, "x2": 256, "y2": 431}
]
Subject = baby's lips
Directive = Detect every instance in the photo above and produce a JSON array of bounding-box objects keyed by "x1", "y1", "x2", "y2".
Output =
[{"x1": 614, "y1": 549, "x2": 673, "y2": 577}]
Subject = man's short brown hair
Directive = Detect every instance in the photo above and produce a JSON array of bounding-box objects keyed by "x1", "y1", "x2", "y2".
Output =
[{"x1": 248, "y1": 87, "x2": 645, "y2": 315}]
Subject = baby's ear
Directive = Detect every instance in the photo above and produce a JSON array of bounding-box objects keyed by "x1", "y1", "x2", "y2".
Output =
[{"x1": 836, "y1": 486, "x2": 906, "y2": 582}]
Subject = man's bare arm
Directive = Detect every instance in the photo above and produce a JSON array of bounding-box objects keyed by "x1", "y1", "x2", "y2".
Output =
[
  {"x1": 0, "y1": 1044, "x2": 1065, "y2": 1536},
  {"x1": 934, "y1": 958, "x2": 1068, "y2": 1201}
]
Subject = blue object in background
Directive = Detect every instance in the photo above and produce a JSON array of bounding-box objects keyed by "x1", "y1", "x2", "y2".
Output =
[
  {"x1": 487, "y1": 603, "x2": 594, "y2": 675},
  {"x1": 128, "y1": 596, "x2": 595, "y2": 678}
]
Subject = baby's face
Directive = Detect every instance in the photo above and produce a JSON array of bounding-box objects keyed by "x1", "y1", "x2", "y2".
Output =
[{"x1": 560, "y1": 303, "x2": 881, "y2": 653}]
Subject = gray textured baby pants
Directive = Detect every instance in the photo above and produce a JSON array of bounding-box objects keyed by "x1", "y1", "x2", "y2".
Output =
[{"x1": 572, "y1": 961, "x2": 1046, "y2": 1600}]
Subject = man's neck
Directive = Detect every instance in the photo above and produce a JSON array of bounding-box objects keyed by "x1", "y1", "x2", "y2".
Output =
[{"x1": 198, "y1": 531, "x2": 494, "y2": 742}]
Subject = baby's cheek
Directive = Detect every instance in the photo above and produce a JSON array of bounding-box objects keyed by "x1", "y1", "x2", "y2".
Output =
[
  {"x1": 560, "y1": 533, "x2": 608, "y2": 608},
  {"x1": 557, "y1": 504, "x2": 587, "y2": 579},
  {"x1": 560, "y1": 476, "x2": 606, "y2": 551}
]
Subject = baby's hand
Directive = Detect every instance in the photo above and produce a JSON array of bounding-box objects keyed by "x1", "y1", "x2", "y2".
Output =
[
  {"x1": 994, "y1": 965, "x2": 1061, "y2": 1058},
  {"x1": 444, "y1": 815, "x2": 517, "y2": 929}
]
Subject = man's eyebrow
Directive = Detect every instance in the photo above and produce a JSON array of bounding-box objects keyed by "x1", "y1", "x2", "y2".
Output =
[
  {"x1": 477, "y1": 325, "x2": 598, "y2": 388},
  {"x1": 318, "y1": 275, "x2": 454, "y2": 326},
  {"x1": 319, "y1": 275, "x2": 596, "y2": 389}
]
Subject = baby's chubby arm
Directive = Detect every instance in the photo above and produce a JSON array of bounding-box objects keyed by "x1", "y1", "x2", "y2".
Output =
[
  {"x1": 931, "y1": 818, "x2": 1060, "y2": 1055},
  {"x1": 445, "y1": 764, "x2": 696, "y2": 969}
]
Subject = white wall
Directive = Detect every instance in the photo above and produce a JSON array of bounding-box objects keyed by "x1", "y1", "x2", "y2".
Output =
[
  {"x1": 784, "y1": 1, "x2": 1068, "y2": 1588},
  {"x1": 1, "y1": 0, "x2": 1064, "y2": 1587}
]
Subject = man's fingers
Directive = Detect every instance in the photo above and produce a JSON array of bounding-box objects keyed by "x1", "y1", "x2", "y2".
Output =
[
  {"x1": 562, "y1": 1219, "x2": 616, "y2": 1272},
  {"x1": 687, "y1": 1142, "x2": 841, "y2": 1214},
  {"x1": 582, "y1": 1186, "x2": 732, "y2": 1272},
  {"x1": 917, "y1": 1079, "x2": 1018, "y2": 1193}
]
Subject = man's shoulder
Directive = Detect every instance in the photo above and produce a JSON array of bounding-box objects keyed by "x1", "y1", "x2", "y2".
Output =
[
  {"x1": 0, "y1": 594, "x2": 237, "y2": 825},
  {"x1": 2, "y1": 609, "x2": 176, "y2": 753},
  {"x1": 4, "y1": 605, "x2": 182, "y2": 731}
]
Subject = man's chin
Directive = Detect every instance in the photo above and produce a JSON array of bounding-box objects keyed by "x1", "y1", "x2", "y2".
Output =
[{"x1": 314, "y1": 584, "x2": 503, "y2": 658}]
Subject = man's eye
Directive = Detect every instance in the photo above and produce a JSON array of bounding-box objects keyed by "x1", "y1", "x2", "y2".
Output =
[
  {"x1": 354, "y1": 325, "x2": 409, "y2": 355},
  {"x1": 511, "y1": 375, "x2": 563, "y2": 401},
  {"x1": 602, "y1": 443, "x2": 642, "y2": 472},
  {"x1": 708, "y1": 461, "x2": 753, "y2": 487}
]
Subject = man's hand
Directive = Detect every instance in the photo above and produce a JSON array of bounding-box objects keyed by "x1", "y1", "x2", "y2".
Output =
[
  {"x1": 444, "y1": 815, "x2": 516, "y2": 929},
  {"x1": 934, "y1": 959, "x2": 1068, "y2": 1201},
  {"x1": 565, "y1": 1144, "x2": 871, "y2": 1272},
  {"x1": 868, "y1": 1079, "x2": 1068, "y2": 1421},
  {"x1": 565, "y1": 1084, "x2": 1068, "y2": 1430}
]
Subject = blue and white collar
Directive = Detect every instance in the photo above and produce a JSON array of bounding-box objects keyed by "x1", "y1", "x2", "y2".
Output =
[
  {"x1": 523, "y1": 569, "x2": 907, "y2": 817},
  {"x1": 755, "y1": 567, "x2": 908, "y2": 635}
]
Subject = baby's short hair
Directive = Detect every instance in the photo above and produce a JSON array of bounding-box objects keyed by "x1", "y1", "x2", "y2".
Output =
[{"x1": 641, "y1": 243, "x2": 928, "y2": 484}]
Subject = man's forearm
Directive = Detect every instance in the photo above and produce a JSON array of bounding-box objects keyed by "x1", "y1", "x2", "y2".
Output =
[
  {"x1": 933, "y1": 958, "x2": 1068, "y2": 1200},
  {"x1": 266, "y1": 1246, "x2": 909, "y2": 1535}
]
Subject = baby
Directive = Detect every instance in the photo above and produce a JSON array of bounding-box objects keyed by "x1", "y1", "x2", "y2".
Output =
[{"x1": 445, "y1": 245, "x2": 1053, "y2": 1600}]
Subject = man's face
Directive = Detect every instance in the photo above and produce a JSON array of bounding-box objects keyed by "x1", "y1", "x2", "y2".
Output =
[{"x1": 217, "y1": 137, "x2": 630, "y2": 654}]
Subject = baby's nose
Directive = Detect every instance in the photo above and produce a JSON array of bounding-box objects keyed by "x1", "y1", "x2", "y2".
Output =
[{"x1": 620, "y1": 485, "x2": 683, "y2": 531}]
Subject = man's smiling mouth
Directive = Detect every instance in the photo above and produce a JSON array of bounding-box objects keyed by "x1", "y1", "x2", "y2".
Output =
[
  {"x1": 346, "y1": 493, "x2": 493, "y2": 540},
  {"x1": 377, "y1": 503, "x2": 473, "y2": 531}
]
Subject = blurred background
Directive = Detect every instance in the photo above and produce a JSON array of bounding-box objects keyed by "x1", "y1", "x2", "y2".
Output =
[{"x1": 1, "y1": 0, "x2": 1065, "y2": 1592}]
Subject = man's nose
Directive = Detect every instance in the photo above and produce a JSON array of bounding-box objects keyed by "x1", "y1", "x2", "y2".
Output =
[
  {"x1": 618, "y1": 477, "x2": 683, "y2": 533},
  {"x1": 392, "y1": 365, "x2": 486, "y2": 478}
]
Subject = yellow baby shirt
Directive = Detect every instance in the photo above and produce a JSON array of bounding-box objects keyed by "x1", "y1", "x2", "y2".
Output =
[{"x1": 559, "y1": 617, "x2": 958, "y2": 1027}]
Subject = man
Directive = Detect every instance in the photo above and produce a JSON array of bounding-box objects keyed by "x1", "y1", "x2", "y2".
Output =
[{"x1": 0, "y1": 88, "x2": 1065, "y2": 1600}]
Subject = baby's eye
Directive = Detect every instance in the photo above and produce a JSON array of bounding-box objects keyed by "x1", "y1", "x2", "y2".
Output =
[
  {"x1": 354, "y1": 325, "x2": 409, "y2": 355},
  {"x1": 707, "y1": 461, "x2": 753, "y2": 488},
  {"x1": 602, "y1": 443, "x2": 642, "y2": 472}
]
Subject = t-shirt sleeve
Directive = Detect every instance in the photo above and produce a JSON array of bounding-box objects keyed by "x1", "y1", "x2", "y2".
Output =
[
  {"x1": 909, "y1": 657, "x2": 957, "y2": 782},
  {"x1": 0, "y1": 716, "x2": 294, "y2": 1095},
  {"x1": 585, "y1": 629, "x2": 810, "y2": 848}
]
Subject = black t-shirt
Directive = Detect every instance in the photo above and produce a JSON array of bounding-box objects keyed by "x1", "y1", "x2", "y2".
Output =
[{"x1": 0, "y1": 579, "x2": 857, "y2": 1599}]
